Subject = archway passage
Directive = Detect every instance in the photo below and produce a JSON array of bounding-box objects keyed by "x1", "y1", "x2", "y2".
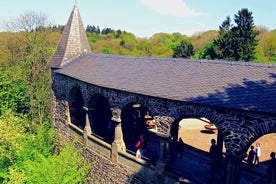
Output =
[
  {"x1": 121, "y1": 103, "x2": 151, "y2": 151},
  {"x1": 88, "y1": 94, "x2": 112, "y2": 141},
  {"x1": 177, "y1": 117, "x2": 224, "y2": 152},
  {"x1": 242, "y1": 133, "x2": 276, "y2": 172},
  {"x1": 69, "y1": 87, "x2": 85, "y2": 129}
]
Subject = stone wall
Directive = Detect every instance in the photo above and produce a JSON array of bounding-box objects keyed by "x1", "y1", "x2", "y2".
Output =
[
  {"x1": 54, "y1": 122, "x2": 179, "y2": 184},
  {"x1": 51, "y1": 71, "x2": 276, "y2": 184},
  {"x1": 52, "y1": 72, "x2": 276, "y2": 159}
]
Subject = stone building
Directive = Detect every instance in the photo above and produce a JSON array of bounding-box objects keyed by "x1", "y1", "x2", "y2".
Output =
[{"x1": 48, "y1": 4, "x2": 276, "y2": 184}]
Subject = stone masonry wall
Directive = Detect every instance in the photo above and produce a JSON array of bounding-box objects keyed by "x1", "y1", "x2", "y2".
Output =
[{"x1": 52, "y1": 72, "x2": 276, "y2": 158}]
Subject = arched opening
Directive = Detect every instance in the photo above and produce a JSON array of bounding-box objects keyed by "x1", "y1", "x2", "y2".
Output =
[
  {"x1": 88, "y1": 94, "x2": 112, "y2": 142},
  {"x1": 121, "y1": 102, "x2": 160, "y2": 160},
  {"x1": 242, "y1": 133, "x2": 276, "y2": 176},
  {"x1": 177, "y1": 117, "x2": 224, "y2": 152},
  {"x1": 69, "y1": 87, "x2": 85, "y2": 129},
  {"x1": 169, "y1": 116, "x2": 226, "y2": 167},
  {"x1": 121, "y1": 103, "x2": 148, "y2": 148}
]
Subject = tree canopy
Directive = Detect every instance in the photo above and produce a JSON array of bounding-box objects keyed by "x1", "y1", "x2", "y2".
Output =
[
  {"x1": 0, "y1": 11, "x2": 90, "y2": 184},
  {"x1": 214, "y1": 8, "x2": 259, "y2": 61}
]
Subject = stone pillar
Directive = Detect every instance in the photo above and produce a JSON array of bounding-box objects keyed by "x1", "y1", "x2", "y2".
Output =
[
  {"x1": 83, "y1": 107, "x2": 92, "y2": 135},
  {"x1": 63, "y1": 101, "x2": 70, "y2": 127},
  {"x1": 216, "y1": 131, "x2": 224, "y2": 169},
  {"x1": 152, "y1": 115, "x2": 174, "y2": 184},
  {"x1": 158, "y1": 136, "x2": 171, "y2": 162},
  {"x1": 111, "y1": 108, "x2": 126, "y2": 163},
  {"x1": 82, "y1": 107, "x2": 92, "y2": 145},
  {"x1": 225, "y1": 154, "x2": 242, "y2": 184},
  {"x1": 217, "y1": 131, "x2": 223, "y2": 154},
  {"x1": 153, "y1": 134, "x2": 171, "y2": 184}
]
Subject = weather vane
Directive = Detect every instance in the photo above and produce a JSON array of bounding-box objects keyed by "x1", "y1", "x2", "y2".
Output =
[{"x1": 75, "y1": 0, "x2": 77, "y2": 6}]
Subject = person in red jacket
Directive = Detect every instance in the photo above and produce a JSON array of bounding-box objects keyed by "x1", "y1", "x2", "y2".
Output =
[{"x1": 136, "y1": 134, "x2": 146, "y2": 159}]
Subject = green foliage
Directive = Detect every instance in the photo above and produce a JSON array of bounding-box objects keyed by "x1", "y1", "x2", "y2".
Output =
[
  {"x1": 263, "y1": 31, "x2": 276, "y2": 62},
  {"x1": 0, "y1": 65, "x2": 29, "y2": 115},
  {"x1": 86, "y1": 25, "x2": 100, "y2": 34},
  {"x1": 12, "y1": 143, "x2": 90, "y2": 184},
  {"x1": 0, "y1": 12, "x2": 90, "y2": 183},
  {"x1": 173, "y1": 40, "x2": 194, "y2": 58},
  {"x1": 102, "y1": 47, "x2": 110, "y2": 54},
  {"x1": 0, "y1": 112, "x2": 90, "y2": 184},
  {"x1": 0, "y1": 26, "x2": 58, "y2": 123},
  {"x1": 190, "y1": 30, "x2": 218, "y2": 52},
  {"x1": 193, "y1": 41, "x2": 217, "y2": 59},
  {"x1": 214, "y1": 9, "x2": 259, "y2": 61},
  {"x1": 0, "y1": 112, "x2": 25, "y2": 177}
]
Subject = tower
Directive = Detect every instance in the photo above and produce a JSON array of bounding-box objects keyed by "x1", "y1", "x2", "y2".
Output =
[{"x1": 48, "y1": 5, "x2": 91, "y2": 69}]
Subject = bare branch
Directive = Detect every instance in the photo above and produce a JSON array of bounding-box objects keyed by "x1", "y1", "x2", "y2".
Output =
[{"x1": 2, "y1": 10, "x2": 51, "y2": 32}]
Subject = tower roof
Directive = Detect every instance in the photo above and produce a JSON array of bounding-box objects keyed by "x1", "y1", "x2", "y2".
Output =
[{"x1": 48, "y1": 5, "x2": 91, "y2": 69}]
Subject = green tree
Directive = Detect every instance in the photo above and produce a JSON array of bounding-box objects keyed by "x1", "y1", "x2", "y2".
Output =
[
  {"x1": 214, "y1": 9, "x2": 259, "y2": 61},
  {"x1": 263, "y1": 30, "x2": 276, "y2": 62},
  {"x1": 213, "y1": 16, "x2": 234, "y2": 60},
  {"x1": 173, "y1": 40, "x2": 194, "y2": 58},
  {"x1": 2, "y1": 11, "x2": 60, "y2": 123},
  {"x1": 0, "y1": 64, "x2": 29, "y2": 115},
  {"x1": 0, "y1": 112, "x2": 90, "y2": 184},
  {"x1": 0, "y1": 112, "x2": 25, "y2": 179},
  {"x1": 193, "y1": 41, "x2": 217, "y2": 59}
]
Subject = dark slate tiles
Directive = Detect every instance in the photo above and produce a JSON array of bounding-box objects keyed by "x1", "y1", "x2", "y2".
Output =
[{"x1": 56, "y1": 53, "x2": 276, "y2": 113}]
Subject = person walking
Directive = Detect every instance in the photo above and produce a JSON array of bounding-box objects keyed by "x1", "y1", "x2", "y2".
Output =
[
  {"x1": 247, "y1": 146, "x2": 256, "y2": 169},
  {"x1": 177, "y1": 137, "x2": 185, "y2": 159},
  {"x1": 254, "y1": 142, "x2": 261, "y2": 166},
  {"x1": 135, "y1": 134, "x2": 146, "y2": 159},
  {"x1": 267, "y1": 152, "x2": 276, "y2": 184},
  {"x1": 209, "y1": 139, "x2": 220, "y2": 178}
]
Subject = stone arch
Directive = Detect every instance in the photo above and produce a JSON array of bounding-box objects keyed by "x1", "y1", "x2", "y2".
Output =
[
  {"x1": 118, "y1": 95, "x2": 155, "y2": 116},
  {"x1": 169, "y1": 105, "x2": 225, "y2": 140},
  {"x1": 119, "y1": 97, "x2": 154, "y2": 151},
  {"x1": 69, "y1": 86, "x2": 86, "y2": 129},
  {"x1": 227, "y1": 114, "x2": 276, "y2": 157},
  {"x1": 117, "y1": 95, "x2": 137, "y2": 110},
  {"x1": 121, "y1": 104, "x2": 149, "y2": 143},
  {"x1": 88, "y1": 93, "x2": 112, "y2": 141}
]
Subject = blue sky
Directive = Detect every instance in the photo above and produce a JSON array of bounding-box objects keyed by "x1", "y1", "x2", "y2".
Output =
[{"x1": 0, "y1": 0, "x2": 275, "y2": 38}]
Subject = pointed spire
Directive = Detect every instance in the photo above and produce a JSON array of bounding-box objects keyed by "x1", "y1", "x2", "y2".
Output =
[{"x1": 48, "y1": 5, "x2": 91, "y2": 69}]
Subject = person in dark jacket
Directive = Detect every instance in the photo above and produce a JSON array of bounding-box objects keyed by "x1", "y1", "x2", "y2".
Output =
[{"x1": 267, "y1": 152, "x2": 276, "y2": 184}]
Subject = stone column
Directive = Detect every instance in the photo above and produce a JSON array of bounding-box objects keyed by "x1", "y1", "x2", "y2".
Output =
[
  {"x1": 225, "y1": 154, "x2": 242, "y2": 184},
  {"x1": 217, "y1": 131, "x2": 223, "y2": 154},
  {"x1": 82, "y1": 107, "x2": 92, "y2": 145},
  {"x1": 83, "y1": 107, "x2": 92, "y2": 135},
  {"x1": 216, "y1": 131, "x2": 224, "y2": 169},
  {"x1": 65, "y1": 101, "x2": 71, "y2": 127},
  {"x1": 153, "y1": 134, "x2": 171, "y2": 184},
  {"x1": 152, "y1": 115, "x2": 174, "y2": 184},
  {"x1": 111, "y1": 108, "x2": 126, "y2": 163}
]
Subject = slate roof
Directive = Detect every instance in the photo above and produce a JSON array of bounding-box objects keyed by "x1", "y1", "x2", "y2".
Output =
[{"x1": 56, "y1": 53, "x2": 276, "y2": 114}]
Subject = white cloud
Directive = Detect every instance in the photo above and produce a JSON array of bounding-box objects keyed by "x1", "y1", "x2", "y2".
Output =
[{"x1": 140, "y1": 0, "x2": 203, "y2": 17}]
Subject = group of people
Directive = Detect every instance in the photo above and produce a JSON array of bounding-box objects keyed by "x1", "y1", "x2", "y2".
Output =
[
  {"x1": 247, "y1": 143, "x2": 276, "y2": 183},
  {"x1": 247, "y1": 142, "x2": 262, "y2": 168},
  {"x1": 209, "y1": 138, "x2": 224, "y2": 180},
  {"x1": 169, "y1": 137, "x2": 185, "y2": 160},
  {"x1": 135, "y1": 135, "x2": 185, "y2": 160},
  {"x1": 135, "y1": 135, "x2": 275, "y2": 183}
]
